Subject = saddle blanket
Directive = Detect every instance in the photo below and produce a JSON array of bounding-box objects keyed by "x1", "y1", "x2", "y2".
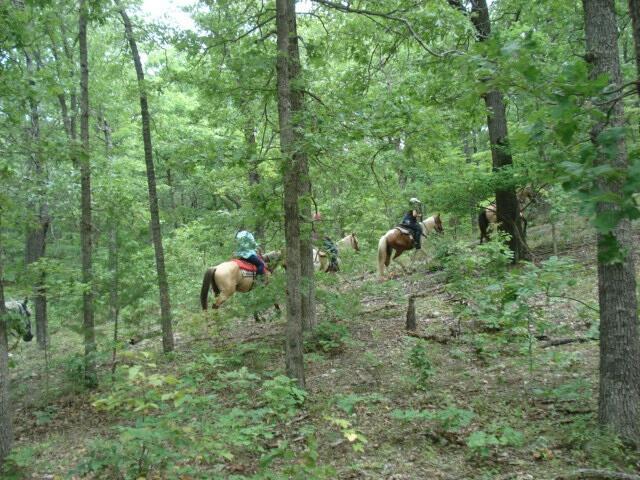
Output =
[{"x1": 232, "y1": 259, "x2": 257, "y2": 273}]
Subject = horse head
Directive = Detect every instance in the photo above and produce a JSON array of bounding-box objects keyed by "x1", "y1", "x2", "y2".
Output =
[
  {"x1": 263, "y1": 250, "x2": 283, "y2": 270},
  {"x1": 434, "y1": 214, "x2": 444, "y2": 233},
  {"x1": 351, "y1": 233, "x2": 360, "y2": 252}
]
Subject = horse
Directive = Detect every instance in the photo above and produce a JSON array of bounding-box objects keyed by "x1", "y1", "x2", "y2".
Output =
[
  {"x1": 336, "y1": 233, "x2": 360, "y2": 253},
  {"x1": 313, "y1": 233, "x2": 360, "y2": 272},
  {"x1": 478, "y1": 204, "x2": 528, "y2": 244},
  {"x1": 377, "y1": 214, "x2": 443, "y2": 278},
  {"x1": 422, "y1": 214, "x2": 444, "y2": 235},
  {"x1": 200, "y1": 251, "x2": 282, "y2": 310},
  {"x1": 312, "y1": 248, "x2": 333, "y2": 272},
  {"x1": 4, "y1": 299, "x2": 33, "y2": 343}
]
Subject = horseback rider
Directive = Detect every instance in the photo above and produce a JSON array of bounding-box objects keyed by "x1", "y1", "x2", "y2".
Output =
[
  {"x1": 235, "y1": 230, "x2": 270, "y2": 283},
  {"x1": 312, "y1": 212, "x2": 339, "y2": 271},
  {"x1": 401, "y1": 198, "x2": 423, "y2": 249}
]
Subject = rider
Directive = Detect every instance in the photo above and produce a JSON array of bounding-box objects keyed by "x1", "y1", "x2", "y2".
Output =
[
  {"x1": 401, "y1": 198, "x2": 423, "y2": 249},
  {"x1": 235, "y1": 230, "x2": 270, "y2": 283},
  {"x1": 312, "y1": 212, "x2": 339, "y2": 271}
]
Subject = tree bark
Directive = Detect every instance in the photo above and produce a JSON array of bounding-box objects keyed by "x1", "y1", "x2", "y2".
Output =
[
  {"x1": 165, "y1": 166, "x2": 179, "y2": 230},
  {"x1": 276, "y1": 0, "x2": 305, "y2": 387},
  {"x1": 79, "y1": 0, "x2": 97, "y2": 388},
  {"x1": 584, "y1": 0, "x2": 640, "y2": 444},
  {"x1": 118, "y1": 4, "x2": 174, "y2": 353},
  {"x1": 463, "y1": 133, "x2": 478, "y2": 232},
  {"x1": 456, "y1": 0, "x2": 526, "y2": 260},
  {"x1": 99, "y1": 115, "x2": 120, "y2": 374},
  {"x1": 244, "y1": 121, "x2": 265, "y2": 240},
  {"x1": 287, "y1": 0, "x2": 316, "y2": 331},
  {"x1": 0, "y1": 218, "x2": 12, "y2": 466},
  {"x1": 629, "y1": 0, "x2": 640, "y2": 99},
  {"x1": 23, "y1": 50, "x2": 50, "y2": 349}
]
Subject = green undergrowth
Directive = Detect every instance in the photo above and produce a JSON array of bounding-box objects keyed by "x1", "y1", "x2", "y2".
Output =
[
  {"x1": 67, "y1": 346, "x2": 331, "y2": 479},
  {"x1": 5, "y1": 230, "x2": 640, "y2": 478}
]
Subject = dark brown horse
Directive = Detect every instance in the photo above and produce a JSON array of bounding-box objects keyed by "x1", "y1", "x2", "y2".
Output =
[{"x1": 377, "y1": 214, "x2": 443, "y2": 278}]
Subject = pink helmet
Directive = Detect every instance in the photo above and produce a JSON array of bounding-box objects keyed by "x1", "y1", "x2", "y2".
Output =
[{"x1": 312, "y1": 212, "x2": 322, "y2": 221}]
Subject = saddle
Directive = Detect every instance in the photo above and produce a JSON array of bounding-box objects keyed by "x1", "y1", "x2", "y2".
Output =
[
  {"x1": 394, "y1": 225, "x2": 413, "y2": 236},
  {"x1": 232, "y1": 258, "x2": 270, "y2": 278},
  {"x1": 232, "y1": 259, "x2": 258, "y2": 278}
]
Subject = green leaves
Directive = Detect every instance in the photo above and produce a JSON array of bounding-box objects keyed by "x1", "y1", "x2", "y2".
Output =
[{"x1": 467, "y1": 426, "x2": 524, "y2": 457}]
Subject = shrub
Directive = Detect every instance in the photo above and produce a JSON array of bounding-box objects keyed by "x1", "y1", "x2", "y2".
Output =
[{"x1": 305, "y1": 321, "x2": 349, "y2": 354}]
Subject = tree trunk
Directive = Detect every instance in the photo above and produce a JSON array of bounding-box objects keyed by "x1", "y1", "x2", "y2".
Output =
[
  {"x1": 0, "y1": 219, "x2": 12, "y2": 466},
  {"x1": 287, "y1": 0, "x2": 316, "y2": 331},
  {"x1": 585, "y1": 0, "x2": 640, "y2": 444},
  {"x1": 119, "y1": 4, "x2": 174, "y2": 353},
  {"x1": 23, "y1": 50, "x2": 50, "y2": 349},
  {"x1": 244, "y1": 122, "x2": 265, "y2": 240},
  {"x1": 629, "y1": 0, "x2": 640, "y2": 99},
  {"x1": 79, "y1": 0, "x2": 97, "y2": 388},
  {"x1": 276, "y1": 0, "x2": 305, "y2": 387},
  {"x1": 457, "y1": 0, "x2": 526, "y2": 260},
  {"x1": 166, "y1": 167, "x2": 179, "y2": 230},
  {"x1": 463, "y1": 133, "x2": 478, "y2": 232},
  {"x1": 100, "y1": 115, "x2": 120, "y2": 374}
]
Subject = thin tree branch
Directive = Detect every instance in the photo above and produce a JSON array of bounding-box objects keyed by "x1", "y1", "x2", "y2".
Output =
[{"x1": 312, "y1": 0, "x2": 462, "y2": 58}]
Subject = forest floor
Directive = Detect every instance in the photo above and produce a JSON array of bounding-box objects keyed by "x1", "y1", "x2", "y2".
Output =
[{"x1": 4, "y1": 221, "x2": 640, "y2": 480}]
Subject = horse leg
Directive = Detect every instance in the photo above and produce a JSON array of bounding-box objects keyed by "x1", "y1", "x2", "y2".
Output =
[
  {"x1": 392, "y1": 249, "x2": 409, "y2": 274},
  {"x1": 214, "y1": 289, "x2": 233, "y2": 309},
  {"x1": 478, "y1": 212, "x2": 488, "y2": 244}
]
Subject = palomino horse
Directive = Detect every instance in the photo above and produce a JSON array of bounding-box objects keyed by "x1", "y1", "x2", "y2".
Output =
[
  {"x1": 336, "y1": 233, "x2": 360, "y2": 253},
  {"x1": 200, "y1": 251, "x2": 282, "y2": 310},
  {"x1": 313, "y1": 233, "x2": 360, "y2": 272},
  {"x1": 478, "y1": 187, "x2": 536, "y2": 243},
  {"x1": 377, "y1": 214, "x2": 443, "y2": 278},
  {"x1": 478, "y1": 204, "x2": 528, "y2": 244}
]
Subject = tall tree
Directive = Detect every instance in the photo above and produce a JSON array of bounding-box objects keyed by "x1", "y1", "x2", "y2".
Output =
[
  {"x1": 287, "y1": 0, "x2": 316, "y2": 331},
  {"x1": 79, "y1": 0, "x2": 97, "y2": 387},
  {"x1": 275, "y1": 0, "x2": 305, "y2": 387},
  {"x1": 0, "y1": 216, "x2": 11, "y2": 466},
  {"x1": 23, "y1": 49, "x2": 50, "y2": 349},
  {"x1": 449, "y1": 0, "x2": 526, "y2": 260},
  {"x1": 584, "y1": 0, "x2": 640, "y2": 443},
  {"x1": 118, "y1": 4, "x2": 174, "y2": 352},
  {"x1": 629, "y1": 0, "x2": 640, "y2": 99}
]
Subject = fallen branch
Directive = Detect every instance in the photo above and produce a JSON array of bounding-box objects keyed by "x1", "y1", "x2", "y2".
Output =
[
  {"x1": 407, "y1": 331, "x2": 452, "y2": 344},
  {"x1": 362, "y1": 304, "x2": 401, "y2": 314},
  {"x1": 558, "y1": 408, "x2": 593, "y2": 415},
  {"x1": 555, "y1": 469, "x2": 640, "y2": 480},
  {"x1": 541, "y1": 337, "x2": 595, "y2": 348},
  {"x1": 547, "y1": 294, "x2": 599, "y2": 313}
]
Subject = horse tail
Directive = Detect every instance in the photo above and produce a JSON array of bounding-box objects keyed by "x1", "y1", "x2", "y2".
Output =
[
  {"x1": 200, "y1": 267, "x2": 218, "y2": 310},
  {"x1": 478, "y1": 211, "x2": 489, "y2": 243},
  {"x1": 378, "y1": 234, "x2": 388, "y2": 277}
]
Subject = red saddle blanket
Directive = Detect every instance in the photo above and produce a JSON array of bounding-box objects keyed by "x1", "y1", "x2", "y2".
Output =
[{"x1": 232, "y1": 259, "x2": 258, "y2": 272}]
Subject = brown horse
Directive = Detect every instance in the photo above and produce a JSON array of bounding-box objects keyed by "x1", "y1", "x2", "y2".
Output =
[
  {"x1": 200, "y1": 251, "x2": 282, "y2": 310},
  {"x1": 377, "y1": 214, "x2": 443, "y2": 278}
]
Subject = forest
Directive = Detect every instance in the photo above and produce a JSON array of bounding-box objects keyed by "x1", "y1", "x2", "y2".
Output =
[{"x1": 2, "y1": 0, "x2": 640, "y2": 478}]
